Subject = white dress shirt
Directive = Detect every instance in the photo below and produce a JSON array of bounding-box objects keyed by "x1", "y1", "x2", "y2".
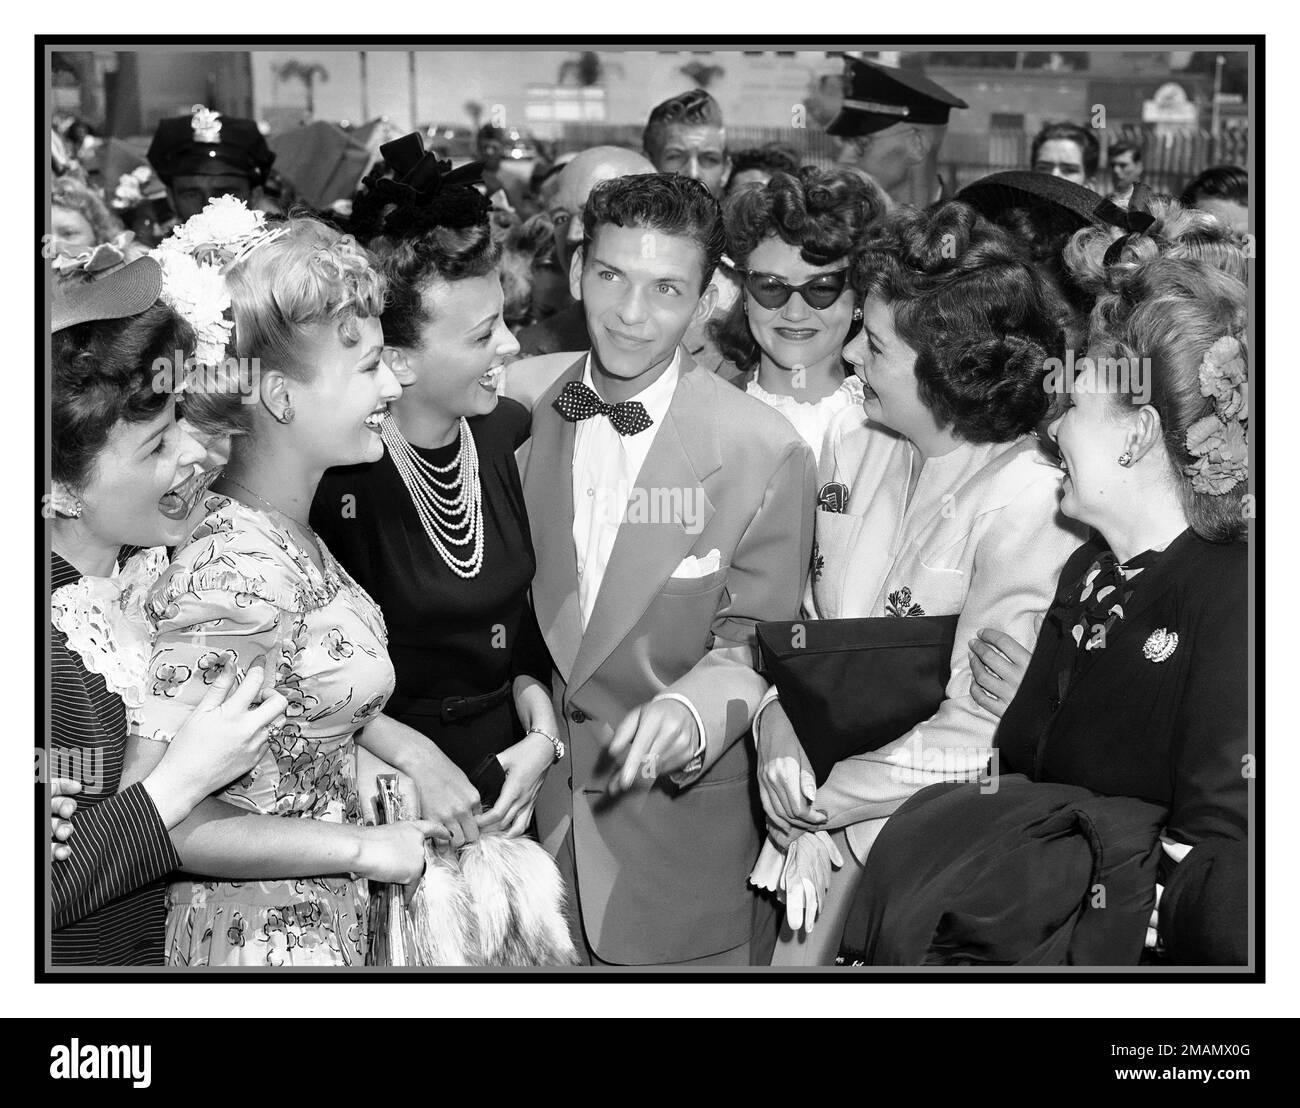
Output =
[{"x1": 569, "y1": 349, "x2": 706, "y2": 776}]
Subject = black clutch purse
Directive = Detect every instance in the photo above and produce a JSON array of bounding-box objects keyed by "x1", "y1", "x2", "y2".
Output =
[{"x1": 756, "y1": 615, "x2": 960, "y2": 785}]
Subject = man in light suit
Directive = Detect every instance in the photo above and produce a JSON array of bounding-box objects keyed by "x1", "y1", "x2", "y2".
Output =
[{"x1": 516, "y1": 174, "x2": 816, "y2": 965}]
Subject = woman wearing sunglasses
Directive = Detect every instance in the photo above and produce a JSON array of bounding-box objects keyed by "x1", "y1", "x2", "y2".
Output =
[
  {"x1": 751, "y1": 201, "x2": 1089, "y2": 964},
  {"x1": 711, "y1": 167, "x2": 886, "y2": 461}
]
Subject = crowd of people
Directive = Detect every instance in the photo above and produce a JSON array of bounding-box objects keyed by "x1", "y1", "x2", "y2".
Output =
[{"x1": 47, "y1": 54, "x2": 1253, "y2": 968}]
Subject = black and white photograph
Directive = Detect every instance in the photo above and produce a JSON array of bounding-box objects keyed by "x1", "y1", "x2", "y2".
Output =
[{"x1": 18, "y1": 18, "x2": 1280, "y2": 1069}]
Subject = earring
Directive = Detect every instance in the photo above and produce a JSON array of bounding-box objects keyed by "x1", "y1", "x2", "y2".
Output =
[
  {"x1": 49, "y1": 485, "x2": 82, "y2": 519},
  {"x1": 277, "y1": 405, "x2": 295, "y2": 425},
  {"x1": 1118, "y1": 451, "x2": 1132, "y2": 466},
  {"x1": 852, "y1": 307, "x2": 863, "y2": 321}
]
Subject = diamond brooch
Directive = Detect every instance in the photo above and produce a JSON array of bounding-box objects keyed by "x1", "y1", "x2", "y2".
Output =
[{"x1": 1143, "y1": 628, "x2": 1179, "y2": 663}]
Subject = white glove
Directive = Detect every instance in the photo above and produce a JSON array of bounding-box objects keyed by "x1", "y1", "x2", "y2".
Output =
[{"x1": 779, "y1": 830, "x2": 844, "y2": 935}]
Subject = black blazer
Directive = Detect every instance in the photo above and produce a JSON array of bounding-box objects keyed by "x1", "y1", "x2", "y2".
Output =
[
  {"x1": 996, "y1": 528, "x2": 1250, "y2": 963},
  {"x1": 50, "y1": 552, "x2": 180, "y2": 965}
]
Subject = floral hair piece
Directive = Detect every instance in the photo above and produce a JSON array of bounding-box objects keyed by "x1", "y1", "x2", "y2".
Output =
[
  {"x1": 50, "y1": 236, "x2": 134, "y2": 278},
  {"x1": 149, "y1": 195, "x2": 288, "y2": 367},
  {"x1": 1184, "y1": 334, "x2": 1249, "y2": 495},
  {"x1": 112, "y1": 165, "x2": 164, "y2": 211}
]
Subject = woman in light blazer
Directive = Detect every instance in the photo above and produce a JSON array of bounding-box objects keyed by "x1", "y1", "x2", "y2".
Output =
[{"x1": 752, "y1": 201, "x2": 1088, "y2": 964}]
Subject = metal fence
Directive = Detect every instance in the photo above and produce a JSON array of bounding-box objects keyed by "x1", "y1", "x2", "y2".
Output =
[
  {"x1": 945, "y1": 125, "x2": 1250, "y2": 196},
  {"x1": 560, "y1": 121, "x2": 1249, "y2": 198}
]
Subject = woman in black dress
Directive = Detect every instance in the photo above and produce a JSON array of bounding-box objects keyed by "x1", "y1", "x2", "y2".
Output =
[
  {"x1": 313, "y1": 135, "x2": 560, "y2": 840},
  {"x1": 853, "y1": 253, "x2": 1250, "y2": 965}
]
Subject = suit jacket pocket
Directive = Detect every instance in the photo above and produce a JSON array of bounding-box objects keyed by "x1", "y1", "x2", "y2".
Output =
[
  {"x1": 660, "y1": 565, "x2": 729, "y2": 597},
  {"x1": 889, "y1": 562, "x2": 968, "y2": 618}
]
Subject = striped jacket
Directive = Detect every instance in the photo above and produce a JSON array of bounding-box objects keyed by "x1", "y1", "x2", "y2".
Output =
[{"x1": 49, "y1": 552, "x2": 179, "y2": 965}]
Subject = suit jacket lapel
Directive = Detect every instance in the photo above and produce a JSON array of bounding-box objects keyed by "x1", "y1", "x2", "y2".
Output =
[
  {"x1": 525, "y1": 355, "x2": 587, "y2": 683},
  {"x1": 567, "y1": 355, "x2": 720, "y2": 694}
]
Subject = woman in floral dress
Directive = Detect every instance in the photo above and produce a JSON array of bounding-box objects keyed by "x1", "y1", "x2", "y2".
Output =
[{"x1": 130, "y1": 208, "x2": 476, "y2": 966}]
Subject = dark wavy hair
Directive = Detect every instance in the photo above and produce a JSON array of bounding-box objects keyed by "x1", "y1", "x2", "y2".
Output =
[
  {"x1": 1181, "y1": 164, "x2": 1248, "y2": 208},
  {"x1": 725, "y1": 144, "x2": 801, "y2": 194},
  {"x1": 582, "y1": 172, "x2": 724, "y2": 292},
  {"x1": 710, "y1": 166, "x2": 885, "y2": 369},
  {"x1": 350, "y1": 180, "x2": 500, "y2": 351},
  {"x1": 852, "y1": 200, "x2": 1070, "y2": 443},
  {"x1": 52, "y1": 303, "x2": 194, "y2": 492}
]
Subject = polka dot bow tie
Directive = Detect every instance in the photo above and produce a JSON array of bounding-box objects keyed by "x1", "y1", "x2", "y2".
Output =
[{"x1": 554, "y1": 380, "x2": 654, "y2": 436}]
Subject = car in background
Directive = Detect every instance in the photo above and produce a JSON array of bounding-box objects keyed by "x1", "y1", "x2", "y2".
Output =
[
  {"x1": 425, "y1": 123, "x2": 475, "y2": 160},
  {"x1": 503, "y1": 127, "x2": 539, "y2": 161}
]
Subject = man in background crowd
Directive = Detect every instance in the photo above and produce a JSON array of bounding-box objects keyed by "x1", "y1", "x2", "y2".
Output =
[
  {"x1": 828, "y1": 55, "x2": 967, "y2": 206},
  {"x1": 643, "y1": 89, "x2": 729, "y2": 198},
  {"x1": 515, "y1": 145, "x2": 657, "y2": 358},
  {"x1": 1182, "y1": 165, "x2": 1249, "y2": 235},
  {"x1": 1107, "y1": 140, "x2": 1144, "y2": 207},
  {"x1": 146, "y1": 104, "x2": 275, "y2": 221},
  {"x1": 1030, "y1": 121, "x2": 1100, "y2": 189}
]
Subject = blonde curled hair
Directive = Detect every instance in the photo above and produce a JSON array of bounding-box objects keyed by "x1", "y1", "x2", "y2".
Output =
[
  {"x1": 1064, "y1": 195, "x2": 1250, "y2": 295},
  {"x1": 181, "y1": 215, "x2": 386, "y2": 437}
]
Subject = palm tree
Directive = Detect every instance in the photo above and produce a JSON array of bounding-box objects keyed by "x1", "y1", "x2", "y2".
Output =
[
  {"x1": 558, "y1": 51, "x2": 623, "y2": 86},
  {"x1": 679, "y1": 60, "x2": 726, "y2": 89},
  {"x1": 275, "y1": 59, "x2": 330, "y2": 117}
]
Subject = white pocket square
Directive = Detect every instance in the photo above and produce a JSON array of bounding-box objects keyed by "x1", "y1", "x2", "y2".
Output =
[{"x1": 670, "y1": 549, "x2": 722, "y2": 579}]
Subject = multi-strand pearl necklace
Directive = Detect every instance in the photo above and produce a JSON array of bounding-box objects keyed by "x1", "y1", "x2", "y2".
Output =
[{"x1": 381, "y1": 415, "x2": 484, "y2": 579}]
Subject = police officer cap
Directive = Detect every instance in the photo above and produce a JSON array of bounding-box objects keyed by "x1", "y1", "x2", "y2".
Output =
[
  {"x1": 828, "y1": 56, "x2": 968, "y2": 137},
  {"x1": 148, "y1": 105, "x2": 275, "y2": 186}
]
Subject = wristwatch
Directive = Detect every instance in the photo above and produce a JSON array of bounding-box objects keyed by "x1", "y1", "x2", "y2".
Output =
[{"x1": 527, "y1": 727, "x2": 565, "y2": 764}]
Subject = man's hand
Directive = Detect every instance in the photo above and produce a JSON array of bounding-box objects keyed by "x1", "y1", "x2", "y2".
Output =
[
  {"x1": 757, "y1": 703, "x2": 826, "y2": 830},
  {"x1": 50, "y1": 778, "x2": 80, "y2": 862},
  {"x1": 477, "y1": 732, "x2": 554, "y2": 837},
  {"x1": 608, "y1": 699, "x2": 700, "y2": 792}
]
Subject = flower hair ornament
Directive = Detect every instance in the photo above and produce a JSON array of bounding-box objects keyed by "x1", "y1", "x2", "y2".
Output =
[
  {"x1": 1184, "y1": 333, "x2": 1249, "y2": 495},
  {"x1": 50, "y1": 235, "x2": 137, "y2": 280},
  {"x1": 112, "y1": 165, "x2": 166, "y2": 212},
  {"x1": 351, "y1": 130, "x2": 490, "y2": 240},
  {"x1": 149, "y1": 195, "x2": 288, "y2": 367}
]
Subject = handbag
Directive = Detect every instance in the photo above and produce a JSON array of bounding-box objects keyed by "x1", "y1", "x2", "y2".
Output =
[{"x1": 756, "y1": 614, "x2": 959, "y2": 785}]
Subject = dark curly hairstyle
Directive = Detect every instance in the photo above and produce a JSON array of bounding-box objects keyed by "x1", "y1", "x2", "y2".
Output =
[
  {"x1": 710, "y1": 166, "x2": 886, "y2": 369},
  {"x1": 52, "y1": 303, "x2": 194, "y2": 492},
  {"x1": 350, "y1": 173, "x2": 500, "y2": 351},
  {"x1": 582, "y1": 172, "x2": 724, "y2": 292},
  {"x1": 853, "y1": 200, "x2": 1070, "y2": 444}
]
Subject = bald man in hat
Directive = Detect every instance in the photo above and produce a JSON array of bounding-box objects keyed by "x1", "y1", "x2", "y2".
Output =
[
  {"x1": 828, "y1": 56, "x2": 967, "y2": 208},
  {"x1": 147, "y1": 105, "x2": 275, "y2": 222},
  {"x1": 511, "y1": 146, "x2": 656, "y2": 366}
]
